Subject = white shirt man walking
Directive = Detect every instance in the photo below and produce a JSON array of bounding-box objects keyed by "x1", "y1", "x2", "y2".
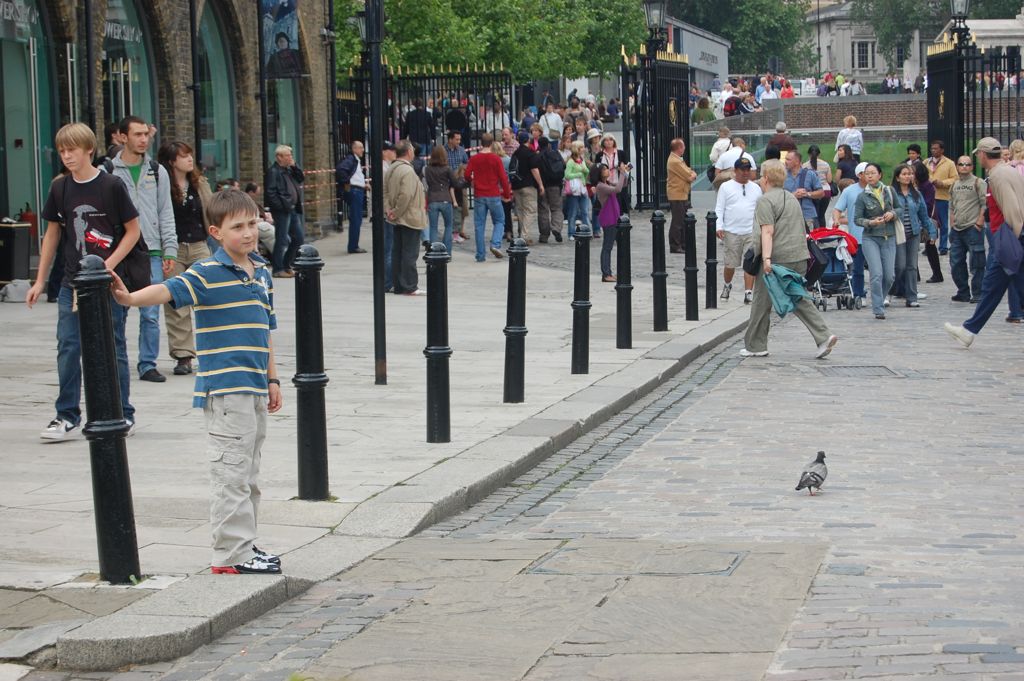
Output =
[{"x1": 715, "y1": 157, "x2": 762, "y2": 303}]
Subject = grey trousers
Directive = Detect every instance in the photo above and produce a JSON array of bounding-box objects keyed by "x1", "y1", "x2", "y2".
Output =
[
  {"x1": 206, "y1": 393, "x2": 267, "y2": 567},
  {"x1": 537, "y1": 187, "x2": 564, "y2": 240},
  {"x1": 392, "y1": 225, "x2": 422, "y2": 293},
  {"x1": 744, "y1": 259, "x2": 831, "y2": 353}
]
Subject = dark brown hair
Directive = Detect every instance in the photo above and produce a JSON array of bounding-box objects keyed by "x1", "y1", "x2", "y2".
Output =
[
  {"x1": 157, "y1": 141, "x2": 204, "y2": 205},
  {"x1": 206, "y1": 189, "x2": 259, "y2": 229}
]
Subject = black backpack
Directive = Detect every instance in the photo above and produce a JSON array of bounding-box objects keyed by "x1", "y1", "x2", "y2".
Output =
[
  {"x1": 508, "y1": 153, "x2": 523, "y2": 184},
  {"x1": 58, "y1": 173, "x2": 152, "y2": 292},
  {"x1": 540, "y1": 149, "x2": 565, "y2": 184}
]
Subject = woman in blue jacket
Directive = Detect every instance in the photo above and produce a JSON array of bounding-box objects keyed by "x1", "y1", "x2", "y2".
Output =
[{"x1": 890, "y1": 163, "x2": 937, "y2": 308}]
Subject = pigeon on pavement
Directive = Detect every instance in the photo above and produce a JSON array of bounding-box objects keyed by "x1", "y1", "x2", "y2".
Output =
[{"x1": 796, "y1": 451, "x2": 827, "y2": 496}]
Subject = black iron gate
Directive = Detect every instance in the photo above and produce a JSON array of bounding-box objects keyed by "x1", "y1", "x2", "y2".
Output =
[
  {"x1": 928, "y1": 38, "x2": 1021, "y2": 161},
  {"x1": 337, "y1": 62, "x2": 514, "y2": 157},
  {"x1": 622, "y1": 47, "x2": 690, "y2": 209}
]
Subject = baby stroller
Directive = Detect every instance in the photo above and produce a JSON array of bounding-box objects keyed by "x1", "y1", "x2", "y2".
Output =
[{"x1": 808, "y1": 228, "x2": 860, "y2": 311}]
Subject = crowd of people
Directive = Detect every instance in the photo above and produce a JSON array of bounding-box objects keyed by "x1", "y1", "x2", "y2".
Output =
[
  {"x1": 707, "y1": 118, "x2": 1024, "y2": 356},
  {"x1": 337, "y1": 94, "x2": 643, "y2": 286}
]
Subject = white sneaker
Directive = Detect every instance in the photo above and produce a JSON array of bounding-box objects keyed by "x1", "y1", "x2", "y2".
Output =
[
  {"x1": 744, "y1": 289, "x2": 753, "y2": 304},
  {"x1": 721, "y1": 282, "x2": 732, "y2": 300},
  {"x1": 815, "y1": 334, "x2": 838, "y2": 359},
  {"x1": 739, "y1": 348, "x2": 769, "y2": 358},
  {"x1": 40, "y1": 418, "x2": 81, "y2": 442},
  {"x1": 944, "y1": 322, "x2": 975, "y2": 348},
  {"x1": 883, "y1": 296, "x2": 891, "y2": 307},
  {"x1": 917, "y1": 292, "x2": 928, "y2": 300},
  {"x1": 126, "y1": 419, "x2": 136, "y2": 437}
]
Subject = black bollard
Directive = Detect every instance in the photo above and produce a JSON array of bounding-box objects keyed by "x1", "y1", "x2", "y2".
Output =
[
  {"x1": 571, "y1": 225, "x2": 592, "y2": 374},
  {"x1": 503, "y1": 238, "x2": 529, "y2": 403},
  {"x1": 424, "y1": 243, "x2": 451, "y2": 443},
  {"x1": 75, "y1": 255, "x2": 140, "y2": 584},
  {"x1": 569, "y1": 224, "x2": 593, "y2": 372},
  {"x1": 650, "y1": 210, "x2": 668, "y2": 332},
  {"x1": 292, "y1": 245, "x2": 330, "y2": 500},
  {"x1": 684, "y1": 211, "x2": 699, "y2": 321},
  {"x1": 615, "y1": 214, "x2": 633, "y2": 349},
  {"x1": 705, "y1": 210, "x2": 719, "y2": 309}
]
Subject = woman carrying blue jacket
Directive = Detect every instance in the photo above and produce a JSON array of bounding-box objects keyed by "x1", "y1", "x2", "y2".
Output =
[{"x1": 890, "y1": 163, "x2": 937, "y2": 308}]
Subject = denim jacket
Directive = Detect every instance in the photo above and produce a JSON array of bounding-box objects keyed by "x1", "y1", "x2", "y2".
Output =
[
  {"x1": 891, "y1": 188, "x2": 937, "y2": 239},
  {"x1": 854, "y1": 184, "x2": 895, "y2": 238}
]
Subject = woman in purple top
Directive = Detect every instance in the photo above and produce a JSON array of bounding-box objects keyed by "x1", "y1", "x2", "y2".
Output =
[{"x1": 590, "y1": 162, "x2": 630, "y2": 282}]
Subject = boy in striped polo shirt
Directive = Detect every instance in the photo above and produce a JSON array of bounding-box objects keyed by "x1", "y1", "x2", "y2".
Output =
[{"x1": 110, "y1": 190, "x2": 283, "y2": 574}]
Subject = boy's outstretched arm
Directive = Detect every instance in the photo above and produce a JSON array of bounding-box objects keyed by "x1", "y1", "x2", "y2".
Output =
[{"x1": 109, "y1": 269, "x2": 173, "y2": 307}]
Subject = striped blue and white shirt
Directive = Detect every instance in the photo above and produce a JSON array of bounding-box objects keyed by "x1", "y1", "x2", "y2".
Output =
[{"x1": 164, "y1": 249, "x2": 276, "y2": 407}]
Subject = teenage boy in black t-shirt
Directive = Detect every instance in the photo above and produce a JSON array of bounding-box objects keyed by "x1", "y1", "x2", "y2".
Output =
[{"x1": 26, "y1": 123, "x2": 142, "y2": 442}]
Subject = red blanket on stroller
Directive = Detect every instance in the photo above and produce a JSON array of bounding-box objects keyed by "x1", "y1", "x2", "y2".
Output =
[{"x1": 809, "y1": 228, "x2": 859, "y2": 256}]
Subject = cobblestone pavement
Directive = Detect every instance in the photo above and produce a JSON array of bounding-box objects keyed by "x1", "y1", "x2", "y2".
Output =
[{"x1": 22, "y1": 236, "x2": 1024, "y2": 680}]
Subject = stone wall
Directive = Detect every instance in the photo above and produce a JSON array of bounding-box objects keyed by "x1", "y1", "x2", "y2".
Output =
[{"x1": 40, "y1": 0, "x2": 337, "y2": 228}]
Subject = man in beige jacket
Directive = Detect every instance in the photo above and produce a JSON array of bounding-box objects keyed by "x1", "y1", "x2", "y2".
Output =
[
  {"x1": 666, "y1": 138, "x2": 697, "y2": 253},
  {"x1": 384, "y1": 140, "x2": 427, "y2": 296}
]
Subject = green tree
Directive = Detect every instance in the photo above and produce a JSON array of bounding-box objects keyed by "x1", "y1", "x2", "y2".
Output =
[
  {"x1": 851, "y1": 0, "x2": 944, "y2": 68},
  {"x1": 970, "y1": 0, "x2": 1024, "y2": 19},
  {"x1": 668, "y1": 0, "x2": 812, "y2": 74}
]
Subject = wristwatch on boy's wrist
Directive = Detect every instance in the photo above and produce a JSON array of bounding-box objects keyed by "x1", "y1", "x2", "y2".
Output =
[{"x1": 268, "y1": 378, "x2": 280, "y2": 386}]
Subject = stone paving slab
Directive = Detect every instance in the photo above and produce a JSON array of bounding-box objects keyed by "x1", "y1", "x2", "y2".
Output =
[{"x1": 1, "y1": 198, "x2": 752, "y2": 670}]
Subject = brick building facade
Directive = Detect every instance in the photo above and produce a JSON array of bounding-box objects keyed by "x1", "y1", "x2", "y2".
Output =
[{"x1": 1, "y1": 0, "x2": 338, "y2": 231}]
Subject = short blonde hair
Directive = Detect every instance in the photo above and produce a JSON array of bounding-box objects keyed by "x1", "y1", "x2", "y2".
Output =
[
  {"x1": 491, "y1": 141, "x2": 505, "y2": 157},
  {"x1": 1009, "y1": 139, "x2": 1024, "y2": 161},
  {"x1": 762, "y1": 159, "x2": 786, "y2": 187},
  {"x1": 570, "y1": 140, "x2": 586, "y2": 161},
  {"x1": 844, "y1": 115, "x2": 857, "y2": 127},
  {"x1": 274, "y1": 144, "x2": 293, "y2": 157},
  {"x1": 55, "y1": 123, "x2": 97, "y2": 153}
]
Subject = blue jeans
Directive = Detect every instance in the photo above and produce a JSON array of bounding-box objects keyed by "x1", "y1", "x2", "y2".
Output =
[
  {"x1": 384, "y1": 221, "x2": 395, "y2": 290},
  {"x1": 861, "y1": 234, "x2": 896, "y2": 315},
  {"x1": 56, "y1": 285, "x2": 134, "y2": 425},
  {"x1": 345, "y1": 188, "x2": 365, "y2": 252},
  {"x1": 473, "y1": 196, "x2": 505, "y2": 261},
  {"x1": 894, "y1": 234, "x2": 920, "y2": 304},
  {"x1": 564, "y1": 194, "x2": 591, "y2": 238},
  {"x1": 964, "y1": 227, "x2": 1024, "y2": 333},
  {"x1": 984, "y1": 228, "x2": 1022, "y2": 317},
  {"x1": 851, "y1": 248, "x2": 866, "y2": 298},
  {"x1": 429, "y1": 202, "x2": 454, "y2": 255},
  {"x1": 600, "y1": 224, "x2": 618, "y2": 276},
  {"x1": 271, "y1": 209, "x2": 304, "y2": 272},
  {"x1": 935, "y1": 199, "x2": 949, "y2": 251},
  {"x1": 137, "y1": 255, "x2": 164, "y2": 375},
  {"x1": 949, "y1": 226, "x2": 986, "y2": 299}
]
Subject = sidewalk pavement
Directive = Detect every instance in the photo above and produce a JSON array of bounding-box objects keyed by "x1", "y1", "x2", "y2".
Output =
[{"x1": 0, "y1": 200, "x2": 749, "y2": 671}]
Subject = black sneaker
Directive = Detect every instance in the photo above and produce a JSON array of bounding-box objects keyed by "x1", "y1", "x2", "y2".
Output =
[
  {"x1": 173, "y1": 359, "x2": 193, "y2": 375},
  {"x1": 212, "y1": 555, "x2": 281, "y2": 574},
  {"x1": 553, "y1": 230, "x2": 563, "y2": 243},
  {"x1": 140, "y1": 369, "x2": 166, "y2": 383},
  {"x1": 252, "y1": 545, "x2": 281, "y2": 564}
]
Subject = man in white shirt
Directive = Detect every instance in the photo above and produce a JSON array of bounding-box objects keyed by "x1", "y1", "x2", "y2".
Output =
[
  {"x1": 715, "y1": 157, "x2": 762, "y2": 303},
  {"x1": 539, "y1": 102, "x2": 563, "y2": 142},
  {"x1": 713, "y1": 137, "x2": 757, "y2": 190}
]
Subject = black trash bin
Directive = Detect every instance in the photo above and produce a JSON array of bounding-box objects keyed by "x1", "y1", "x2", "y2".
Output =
[{"x1": 0, "y1": 223, "x2": 30, "y2": 281}]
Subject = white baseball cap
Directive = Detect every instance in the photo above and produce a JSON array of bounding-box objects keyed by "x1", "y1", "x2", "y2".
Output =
[{"x1": 854, "y1": 162, "x2": 869, "y2": 175}]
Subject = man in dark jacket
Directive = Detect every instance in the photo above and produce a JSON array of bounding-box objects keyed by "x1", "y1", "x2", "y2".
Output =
[
  {"x1": 403, "y1": 99, "x2": 435, "y2": 158},
  {"x1": 336, "y1": 141, "x2": 368, "y2": 253},
  {"x1": 536, "y1": 137, "x2": 565, "y2": 243},
  {"x1": 265, "y1": 144, "x2": 305, "y2": 277}
]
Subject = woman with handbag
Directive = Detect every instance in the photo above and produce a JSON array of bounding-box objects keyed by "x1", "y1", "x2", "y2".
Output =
[
  {"x1": 741, "y1": 160, "x2": 837, "y2": 358},
  {"x1": 891, "y1": 163, "x2": 937, "y2": 308},
  {"x1": 854, "y1": 163, "x2": 899, "y2": 319},
  {"x1": 591, "y1": 162, "x2": 629, "y2": 282},
  {"x1": 563, "y1": 141, "x2": 591, "y2": 240}
]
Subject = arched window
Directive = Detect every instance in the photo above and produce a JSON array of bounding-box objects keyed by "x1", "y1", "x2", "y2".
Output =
[
  {"x1": 197, "y1": 3, "x2": 238, "y2": 182},
  {"x1": 0, "y1": 0, "x2": 56, "y2": 238},
  {"x1": 102, "y1": 0, "x2": 157, "y2": 125}
]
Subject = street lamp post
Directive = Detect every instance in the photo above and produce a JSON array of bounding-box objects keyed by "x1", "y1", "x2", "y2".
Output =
[
  {"x1": 354, "y1": 2, "x2": 388, "y2": 385},
  {"x1": 950, "y1": 0, "x2": 971, "y2": 46}
]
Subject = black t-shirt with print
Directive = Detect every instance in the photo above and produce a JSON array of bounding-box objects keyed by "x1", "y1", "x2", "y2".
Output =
[
  {"x1": 510, "y1": 146, "x2": 540, "y2": 191},
  {"x1": 41, "y1": 171, "x2": 140, "y2": 287}
]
